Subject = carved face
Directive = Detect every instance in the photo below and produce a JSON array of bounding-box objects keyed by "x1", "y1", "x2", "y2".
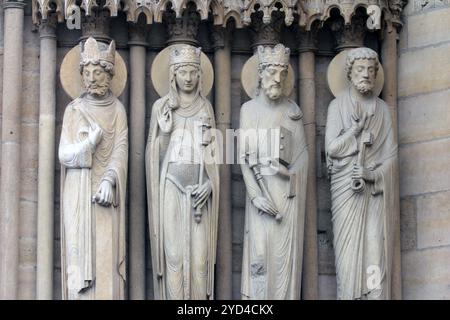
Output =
[
  {"x1": 350, "y1": 59, "x2": 377, "y2": 95},
  {"x1": 260, "y1": 65, "x2": 287, "y2": 100},
  {"x1": 175, "y1": 65, "x2": 200, "y2": 94},
  {"x1": 82, "y1": 63, "x2": 111, "y2": 97}
]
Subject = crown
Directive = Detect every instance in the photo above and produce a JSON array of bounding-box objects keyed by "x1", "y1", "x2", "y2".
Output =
[
  {"x1": 257, "y1": 44, "x2": 290, "y2": 67},
  {"x1": 80, "y1": 37, "x2": 116, "y2": 65},
  {"x1": 169, "y1": 45, "x2": 201, "y2": 66}
]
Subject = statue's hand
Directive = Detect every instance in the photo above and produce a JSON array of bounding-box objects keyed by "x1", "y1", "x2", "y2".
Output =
[
  {"x1": 94, "y1": 180, "x2": 114, "y2": 207},
  {"x1": 352, "y1": 164, "x2": 375, "y2": 182},
  {"x1": 88, "y1": 123, "x2": 103, "y2": 149},
  {"x1": 267, "y1": 159, "x2": 290, "y2": 178},
  {"x1": 350, "y1": 112, "x2": 367, "y2": 136},
  {"x1": 251, "y1": 196, "x2": 279, "y2": 217},
  {"x1": 192, "y1": 180, "x2": 212, "y2": 209}
]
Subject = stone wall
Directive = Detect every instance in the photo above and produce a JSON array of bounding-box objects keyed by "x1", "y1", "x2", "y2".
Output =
[{"x1": 398, "y1": 0, "x2": 450, "y2": 299}]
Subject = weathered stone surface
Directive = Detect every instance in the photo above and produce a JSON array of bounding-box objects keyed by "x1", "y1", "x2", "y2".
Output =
[
  {"x1": 398, "y1": 89, "x2": 450, "y2": 144},
  {"x1": 21, "y1": 71, "x2": 40, "y2": 122},
  {"x1": 18, "y1": 266, "x2": 36, "y2": 300},
  {"x1": 232, "y1": 208, "x2": 245, "y2": 244},
  {"x1": 399, "y1": 19, "x2": 408, "y2": 51},
  {"x1": 231, "y1": 177, "x2": 247, "y2": 209},
  {"x1": 20, "y1": 123, "x2": 39, "y2": 169},
  {"x1": 402, "y1": 246, "x2": 450, "y2": 299},
  {"x1": 399, "y1": 137, "x2": 450, "y2": 197},
  {"x1": 19, "y1": 237, "x2": 37, "y2": 266},
  {"x1": 20, "y1": 168, "x2": 38, "y2": 202},
  {"x1": 318, "y1": 231, "x2": 336, "y2": 275},
  {"x1": 400, "y1": 197, "x2": 417, "y2": 251},
  {"x1": 416, "y1": 190, "x2": 450, "y2": 249},
  {"x1": 407, "y1": 9, "x2": 450, "y2": 48},
  {"x1": 232, "y1": 243, "x2": 243, "y2": 273},
  {"x1": 53, "y1": 239, "x2": 60, "y2": 269},
  {"x1": 315, "y1": 56, "x2": 334, "y2": 128},
  {"x1": 232, "y1": 272, "x2": 241, "y2": 300},
  {"x1": 20, "y1": 200, "x2": 37, "y2": 239},
  {"x1": 399, "y1": 43, "x2": 450, "y2": 97},
  {"x1": 53, "y1": 268, "x2": 61, "y2": 300},
  {"x1": 318, "y1": 275, "x2": 337, "y2": 300}
]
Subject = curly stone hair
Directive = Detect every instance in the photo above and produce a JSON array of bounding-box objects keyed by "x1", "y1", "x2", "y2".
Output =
[
  {"x1": 344, "y1": 47, "x2": 379, "y2": 81},
  {"x1": 79, "y1": 60, "x2": 115, "y2": 78}
]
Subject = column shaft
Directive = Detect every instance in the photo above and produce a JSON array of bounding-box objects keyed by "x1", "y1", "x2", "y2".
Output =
[
  {"x1": 128, "y1": 40, "x2": 147, "y2": 300},
  {"x1": 36, "y1": 20, "x2": 57, "y2": 300},
  {"x1": 299, "y1": 50, "x2": 318, "y2": 300},
  {"x1": 0, "y1": 1, "x2": 25, "y2": 300},
  {"x1": 382, "y1": 22, "x2": 402, "y2": 300},
  {"x1": 213, "y1": 31, "x2": 232, "y2": 300}
]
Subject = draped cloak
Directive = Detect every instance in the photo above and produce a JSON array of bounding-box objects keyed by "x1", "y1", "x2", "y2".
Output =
[
  {"x1": 145, "y1": 95, "x2": 220, "y2": 300},
  {"x1": 59, "y1": 93, "x2": 128, "y2": 300},
  {"x1": 240, "y1": 96, "x2": 308, "y2": 300},
  {"x1": 325, "y1": 89, "x2": 398, "y2": 300}
]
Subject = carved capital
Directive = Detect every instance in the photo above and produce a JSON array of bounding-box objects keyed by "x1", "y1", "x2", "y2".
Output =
[
  {"x1": 164, "y1": 2, "x2": 200, "y2": 46},
  {"x1": 4, "y1": 0, "x2": 26, "y2": 9},
  {"x1": 128, "y1": 19, "x2": 148, "y2": 46},
  {"x1": 249, "y1": 10, "x2": 284, "y2": 49},
  {"x1": 210, "y1": 26, "x2": 228, "y2": 51},
  {"x1": 39, "y1": 14, "x2": 58, "y2": 39},
  {"x1": 80, "y1": 9, "x2": 111, "y2": 43},
  {"x1": 330, "y1": 11, "x2": 367, "y2": 51},
  {"x1": 297, "y1": 26, "x2": 318, "y2": 53},
  {"x1": 388, "y1": 0, "x2": 408, "y2": 29}
]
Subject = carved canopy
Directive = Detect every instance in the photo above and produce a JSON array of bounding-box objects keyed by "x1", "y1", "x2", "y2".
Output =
[{"x1": 32, "y1": 0, "x2": 407, "y2": 30}]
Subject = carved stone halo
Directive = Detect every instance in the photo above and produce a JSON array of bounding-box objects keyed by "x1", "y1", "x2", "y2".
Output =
[
  {"x1": 151, "y1": 44, "x2": 214, "y2": 97},
  {"x1": 327, "y1": 49, "x2": 385, "y2": 98},
  {"x1": 241, "y1": 55, "x2": 295, "y2": 99},
  {"x1": 60, "y1": 44, "x2": 127, "y2": 99}
]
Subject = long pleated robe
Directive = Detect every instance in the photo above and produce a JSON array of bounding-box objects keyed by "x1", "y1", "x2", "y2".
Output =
[
  {"x1": 325, "y1": 89, "x2": 398, "y2": 300},
  {"x1": 239, "y1": 96, "x2": 308, "y2": 300},
  {"x1": 145, "y1": 95, "x2": 220, "y2": 300},
  {"x1": 59, "y1": 92, "x2": 128, "y2": 300}
]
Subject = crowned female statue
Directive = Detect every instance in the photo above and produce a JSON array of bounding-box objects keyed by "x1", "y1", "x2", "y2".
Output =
[
  {"x1": 58, "y1": 37, "x2": 128, "y2": 299},
  {"x1": 145, "y1": 45, "x2": 220, "y2": 300}
]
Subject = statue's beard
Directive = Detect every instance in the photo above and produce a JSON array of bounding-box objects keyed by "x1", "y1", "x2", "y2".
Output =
[
  {"x1": 85, "y1": 82, "x2": 110, "y2": 97},
  {"x1": 262, "y1": 84, "x2": 282, "y2": 100},
  {"x1": 353, "y1": 80, "x2": 374, "y2": 95}
]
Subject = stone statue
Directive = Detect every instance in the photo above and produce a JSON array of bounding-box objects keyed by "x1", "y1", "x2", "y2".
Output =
[
  {"x1": 325, "y1": 47, "x2": 398, "y2": 300},
  {"x1": 146, "y1": 45, "x2": 220, "y2": 300},
  {"x1": 58, "y1": 37, "x2": 128, "y2": 299},
  {"x1": 239, "y1": 44, "x2": 308, "y2": 300}
]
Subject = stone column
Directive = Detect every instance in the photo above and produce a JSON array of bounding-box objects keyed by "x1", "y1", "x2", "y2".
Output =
[
  {"x1": 298, "y1": 30, "x2": 318, "y2": 300},
  {"x1": 381, "y1": 19, "x2": 402, "y2": 300},
  {"x1": 128, "y1": 21, "x2": 148, "y2": 300},
  {"x1": 0, "y1": 0, "x2": 26, "y2": 300},
  {"x1": 211, "y1": 26, "x2": 232, "y2": 300},
  {"x1": 382, "y1": 21, "x2": 399, "y2": 142},
  {"x1": 36, "y1": 16, "x2": 57, "y2": 300}
]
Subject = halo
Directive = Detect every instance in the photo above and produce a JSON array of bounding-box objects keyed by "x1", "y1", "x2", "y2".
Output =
[
  {"x1": 241, "y1": 54, "x2": 295, "y2": 99},
  {"x1": 327, "y1": 49, "x2": 384, "y2": 98},
  {"x1": 151, "y1": 45, "x2": 214, "y2": 97},
  {"x1": 60, "y1": 44, "x2": 127, "y2": 99}
]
